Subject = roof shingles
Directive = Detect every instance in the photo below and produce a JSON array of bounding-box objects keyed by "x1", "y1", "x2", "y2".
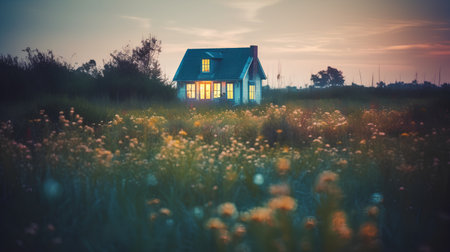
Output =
[{"x1": 173, "y1": 47, "x2": 254, "y2": 81}]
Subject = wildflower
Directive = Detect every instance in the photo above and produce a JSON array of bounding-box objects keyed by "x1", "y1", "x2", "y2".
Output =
[
  {"x1": 43, "y1": 178, "x2": 62, "y2": 199},
  {"x1": 253, "y1": 173, "x2": 264, "y2": 185},
  {"x1": 371, "y1": 193, "x2": 383, "y2": 204},
  {"x1": 400, "y1": 132, "x2": 409, "y2": 137},
  {"x1": 159, "y1": 208, "x2": 171, "y2": 216},
  {"x1": 249, "y1": 207, "x2": 273, "y2": 224},
  {"x1": 268, "y1": 195, "x2": 297, "y2": 211},
  {"x1": 276, "y1": 129, "x2": 283, "y2": 134},
  {"x1": 303, "y1": 216, "x2": 317, "y2": 230},
  {"x1": 218, "y1": 228, "x2": 232, "y2": 244},
  {"x1": 218, "y1": 202, "x2": 237, "y2": 218},
  {"x1": 179, "y1": 129, "x2": 188, "y2": 136},
  {"x1": 276, "y1": 158, "x2": 290, "y2": 175},
  {"x1": 206, "y1": 218, "x2": 226, "y2": 230},
  {"x1": 396, "y1": 163, "x2": 416, "y2": 172},
  {"x1": 47, "y1": 224, "x2": 55, "y2": 231},
  {"x1": 331, "y1": 211, "x2": 352, "y2": 239},
  {"x1": 336, "y1": 159, "x2": 348, "y2": 166},
  {"x1": 315, "y1": 171, "x2": 340, "y2": 195},
  {"x1": 360, "y1": 139, "x2": 366, "y2": 145},
  {"x1": 147, "y1": 198, "x2": 160, "y2": 205},
  {"x1": 366, "y1": 206, "x2": 379, "y2": 217},
  {"x1": 146, "y1": 174, "x2": 158, "y2": 186},
  {"x1": 149, "y1": 213, "x2": 158, "y2": 221},
  {"x1": 269, "y1": 183, "x2": 290, "y2": 196},
  {"x1": 233, "y1": 223, "x2": 246, "y2": 238},
  {"x1": 359, "y1": 222, "x2": 378, "y2": 241},
  {"x1": 193, "y1": 207, "x2": 204, "y2": 219},
  {"x1": 194, "y1": 121, "x2": 201, "y2": 127}
]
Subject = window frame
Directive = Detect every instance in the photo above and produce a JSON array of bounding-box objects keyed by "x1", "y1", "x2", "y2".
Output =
[
  {"x1": 186, "y1": 83, "x2": 196, "y2": 99},
  {"x1": 213, "y1": 83, "x2": 221, "y2": 98},
  {"x1": 227, "y1": 83, "x2": 234, "y2": 100},
  {"x1": 249, "y1": 84, "x2": 255, "y2": 101},
  {"x1": 202, "y1": 59, "x2": 210, "y2": 73}
]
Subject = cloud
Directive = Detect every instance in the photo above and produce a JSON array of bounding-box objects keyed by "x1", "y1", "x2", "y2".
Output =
[
  {"x1": 167, "y1": 26, "x2": 253, "y2": 39},
  {"x1": 120, "y1": 15, "x2": 151, "y2": 29},
  {"x1": 224, "y1": 0, "x2": 282, "y2": 22},
  {"x1": 385, "y1": 44, "x2": 433, "y2": 50},
  {"x1": 165, "y1": 26, "x2": 254, "y2": 47}
]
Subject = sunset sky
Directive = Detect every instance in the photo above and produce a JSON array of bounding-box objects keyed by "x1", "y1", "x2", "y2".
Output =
[{"x1": 1, "y1": 0, "x2": 450, "y2": 87}]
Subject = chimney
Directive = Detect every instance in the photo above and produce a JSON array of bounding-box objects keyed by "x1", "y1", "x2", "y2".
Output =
[{"x1": 250, "y1": 45, "x2": 258, "y2": 79}]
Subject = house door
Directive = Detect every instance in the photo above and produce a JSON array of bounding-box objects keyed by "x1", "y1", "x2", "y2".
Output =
[{"x1": 198, "y1": 81, "x2": 211, "y2": 100}]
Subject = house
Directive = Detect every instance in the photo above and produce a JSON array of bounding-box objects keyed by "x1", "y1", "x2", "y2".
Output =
[{"x1": 173, "y1": 45, "x2": 266, "y2": 104}]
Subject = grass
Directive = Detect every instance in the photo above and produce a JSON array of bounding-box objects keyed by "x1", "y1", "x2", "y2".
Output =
[{"x1": 1, "y1": 95, "x2": 449, "y2": 251}]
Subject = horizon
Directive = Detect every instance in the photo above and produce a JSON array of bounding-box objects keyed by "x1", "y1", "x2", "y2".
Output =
[{"x1": 1, "y1": 0, "x2": 450, "y2": 87}]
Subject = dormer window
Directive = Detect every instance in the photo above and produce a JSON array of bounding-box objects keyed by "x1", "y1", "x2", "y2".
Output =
[{"x1": 202, "y1": 59, "x2": 210, "y2": 72}]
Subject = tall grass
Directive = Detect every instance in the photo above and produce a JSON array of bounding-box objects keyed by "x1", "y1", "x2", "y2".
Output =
[{"x1": 1, "y1": 98, "x2": 449, "y2": 251}]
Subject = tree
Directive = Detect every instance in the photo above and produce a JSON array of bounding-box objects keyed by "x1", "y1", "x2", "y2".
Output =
[
  {"x1": 100, "y1": 34, "x2": 174, "y2": 101},
  {"x1": 311, "y1": 66, "x2": 345, "y2": 87},
  {"x1": 106, "y1": 34, "x2": 163, "y2": 81},
  {"x1": 77, "y1": 59, "x2": 99, "y2": 78}
]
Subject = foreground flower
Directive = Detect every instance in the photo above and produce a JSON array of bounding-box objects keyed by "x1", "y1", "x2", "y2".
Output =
[
  {"x1": 249, "y1": 207, "x2": 273, "y2": 225},
  {"x1": 315, "y1": 170, "x2": 341, "y2": 195},
  {"x1": 276, "y1": 158, "x2": 290, "y2": 175},
  {"x1": 206, "y1": 218, "x2": 227, "y2": 230},
  {"x1": 159, "y1": 208, "x2": 171, "y2": 216},
  {"x1": 359, "y1": 222, "x2": 378, "y2": 241},
  {"x1": 303, "y1": 216, "x2": 317, "y2": 230},
  {"x1": 331, "y1": 211, "x2": 352, "y2": 239},
  {"x1": 218, "y1": 202, "x2": 237, "y2": 218},
  {"x1": 269, "y1": 183, "x2": 290, "y2": 196},
  {"x1": 268, "y1": 196, "x2": 297, "y2": 211}
]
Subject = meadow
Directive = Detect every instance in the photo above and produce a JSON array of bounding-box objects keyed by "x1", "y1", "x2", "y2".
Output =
[{"x1": 1, "y1": 96, "x2": 449, "y2": 252}]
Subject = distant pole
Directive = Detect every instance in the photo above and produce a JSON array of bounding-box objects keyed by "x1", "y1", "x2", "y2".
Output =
[
  {"x1": 378, "y1": 64, "x2": 381, "y2": 83},
  {"x1": 371, "y1": 73, "x2": 374, "y2": 87},
  {"x1": 359, "y1": 70, "x2": 363, "y2": 85},
  {"x1": 439, "y1": 66, "x2": 441, "y2": 86}
]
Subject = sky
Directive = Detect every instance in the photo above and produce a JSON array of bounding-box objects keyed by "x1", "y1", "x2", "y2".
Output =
[{"x1": 1, "y1": 0, "x2": 450, "y2": 87}]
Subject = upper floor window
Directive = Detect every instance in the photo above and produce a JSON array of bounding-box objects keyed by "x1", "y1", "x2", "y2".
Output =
[{"x1": 202, "y1": 59, "x2": 210, "y2": 72}]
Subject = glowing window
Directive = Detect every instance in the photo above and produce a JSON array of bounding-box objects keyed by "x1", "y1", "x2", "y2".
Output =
[
  {"x1": 249, "y1": 85, "x2": 255, "y2": 100},
  {"x1": 199, "y1": 82, "x2": 211, "y2": 100},
  {"x1": 213, "y1": 83, "x2": 221, "y2": 98},
  {"x1": 205, "y1": 83, "x2": 211, "y2": 99},
  {"x1": 186, "y1": 83, "x2": 195, "y2": 99},
  {"x1": 202, "y1": 59, "x2": 210, "y2": 72},
  {"x1": 227, "y1": 83, "x2": 233, "y2": 99},
  {"x1": 200, "y1": 84, "x2": 205, "y2": 99}
]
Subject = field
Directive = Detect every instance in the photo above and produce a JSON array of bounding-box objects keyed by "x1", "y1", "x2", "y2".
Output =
[{"x1": 1, "y1": 97, "x2": 449, "y2": 252}]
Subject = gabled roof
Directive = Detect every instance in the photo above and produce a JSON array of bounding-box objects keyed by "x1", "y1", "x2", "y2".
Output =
[{"x1": 173, "y1": 47, "x2": 266, "y2": 81}]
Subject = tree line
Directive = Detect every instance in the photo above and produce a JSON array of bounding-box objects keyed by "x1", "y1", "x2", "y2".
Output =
[{"x1": 0, "y1": 35, "x2": 175, "y2": 102}]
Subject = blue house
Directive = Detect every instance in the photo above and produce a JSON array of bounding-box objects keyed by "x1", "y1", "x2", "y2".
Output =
[{"x1": 173, "y1": 45, "x2": 266, "y2": 104}]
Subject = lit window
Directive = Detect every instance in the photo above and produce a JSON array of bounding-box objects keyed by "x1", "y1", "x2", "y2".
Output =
[
  {"x1": 186, "y1": 83, "x2": 195, "y2": 99},
  {"x1": 213, "y1": 83, "x2": 221, "y2": 98},
  {"x1": 202, "y1": 59, "x2": 210, "y2": 72},
  {"x1": 227, "y1": 83, "x2": 233, "y2": 99},
  {"x1": 199, "y1": 82, "x2": 211, "y2": 100},
  {"x1": 205, "y1": 83, "x2": 211, "y2": 99},
  {"x1": 249, "y1": 85, "x2": 255, "y2": 100},
  {"x1": 200, "y1": 83, "x2": 205, "y2": 99}
]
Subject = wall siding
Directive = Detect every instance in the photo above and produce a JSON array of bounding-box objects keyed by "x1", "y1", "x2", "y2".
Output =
[
  {"x1": 242, "y1": 73, "x2": 249, "y2": 104},
  {"x1": 177, "y1": 82, "x2": 186, "y2": 100}
]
